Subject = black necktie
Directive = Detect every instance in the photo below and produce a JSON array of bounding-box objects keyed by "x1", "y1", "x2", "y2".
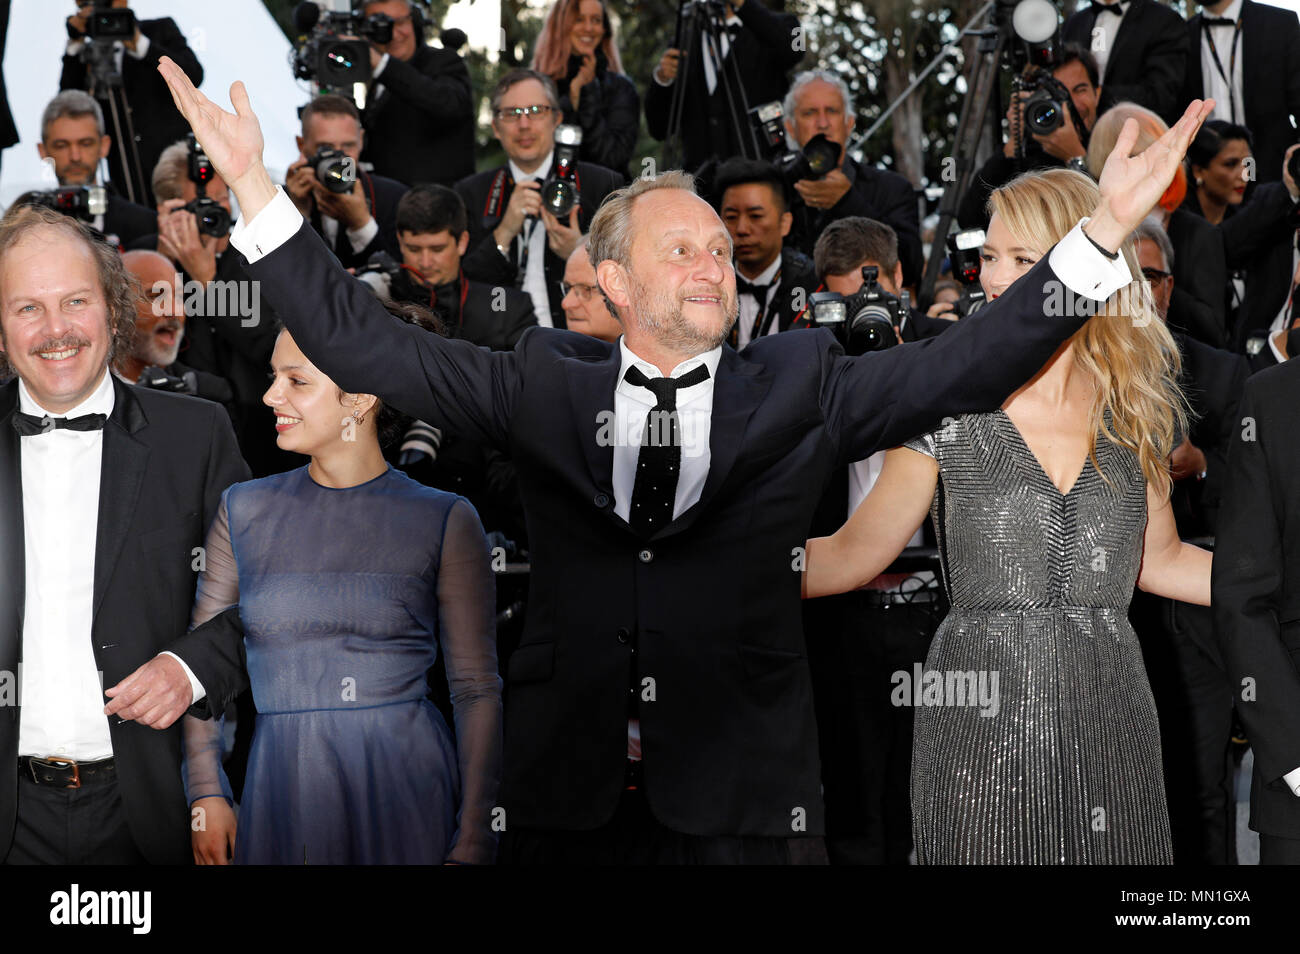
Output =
[
  {"x1": 625, "y1": 363, "x2": 711, "y2": 536},
  {"x1": 12, "y1": 411, "x2": 107, "y2": 437},
  {"x1": 1095, "y1": 1, "x2": 1125, "y2": 15},
  {"x1": 1202, "y1": 16, "x2": 1236, "y2": 26}
]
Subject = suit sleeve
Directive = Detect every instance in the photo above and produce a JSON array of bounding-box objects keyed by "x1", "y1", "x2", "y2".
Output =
[
  {"x1": 234, "y1": 190, "x2": 522, "y2": 451},
  {"x1": 1219, "y1": 182, "x2": 1299, "y2": 270},
  {"x1": 502, "y1": 296, "x2": 538, "y2": 350},
  {"x1": 644, "y1": 74, "x2": 672, "y2": 142},
  {"x1": 736, "y1": 0, "x2": 803, "y2": 70},
  {"x1": 821, "y1": 224, "x2": 1119, "y2": 463},
  {"x1": 375, "y1": 50, "x2": 473, "y2": 125},
  {"x1": 1212, "y1": 377, "x2": 1300, "y2": 787}
]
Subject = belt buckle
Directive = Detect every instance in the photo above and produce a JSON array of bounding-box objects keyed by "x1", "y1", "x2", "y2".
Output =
[{"x1": 32, "y1": 756, "x2": 81, "y2": 789}]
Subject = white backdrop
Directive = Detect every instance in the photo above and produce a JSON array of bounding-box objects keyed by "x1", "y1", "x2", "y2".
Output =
[{"x1": 0, "y1": 0, "x2": 312, "y2": 210}]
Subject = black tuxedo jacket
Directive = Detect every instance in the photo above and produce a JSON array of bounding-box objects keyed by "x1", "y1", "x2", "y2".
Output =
[
  {"x1": 1167, "y1": 207, "x2": 1228, "y2": 348},
  {"x1": 361, "y1": 41, "x2": 474, "y2": 188},
  {"x1": 455, "y1": 161, "x2": 623, "y2": 327},
  {"x1": 177, "y1": 217, "x2": 1096, "y2": 836},
  {"x1": 1218, "y1": 182, "x2": 1300, "y2": 351},
  {"x1": 787, "y1": 158, "x2": 923, "y2": 290},
  {"x1": 0, "y1": 376, "x2": 247, "y2": 863},
  {"x1": 1213, "y1": 359, "x2": 1300, "y2": 838},
  {"x1": 1062, "y1": 0, "x2": 1188, "y2": 126},
  {"x1": 60, "y1": 17, "x2": 203, "y2": 207},
  {"x1": 1184, "y1": 0, "x2": 1300, "y2": 183},
  {"x1": 307, "y1": 170, "x2": 407, "y2": 272},
  {"x1": 644, "y1": 0, "x2": 804, "y2": 173},
  {"x1": 0, "y1": 1, "x2": 17, "y2": 153},
  {"x1": 102, "y1": 193, "x2": 156, "y2": 249}
]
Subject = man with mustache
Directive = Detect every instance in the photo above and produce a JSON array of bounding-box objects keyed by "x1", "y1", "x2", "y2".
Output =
[
  {"x1": 0, "y1": 204, "x2": 247, "y2": 864},
  {"x1": 122, "y1": 58, "x2": 1211, "y2": 864}
]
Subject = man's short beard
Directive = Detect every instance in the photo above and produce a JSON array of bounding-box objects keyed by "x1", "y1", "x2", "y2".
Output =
[{"x1": 625, "y1": 272, "x2": 736, "y2": 355}]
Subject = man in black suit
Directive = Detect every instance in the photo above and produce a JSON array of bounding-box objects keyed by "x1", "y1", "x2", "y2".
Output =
[
  {"x1": 286, "y1": 95, "x2": 407, "y2": 273},
  {"x1": 713, "y1": 157, "x2": 817, "y2": 347},
  {"x1": 0, "y1": 1, "x2": 18, "y2": 180},
  {"x1": 60, "y1": 0, "x2": 203, "y2": 206},
  {"x1": 782, "y1": 72, "x2": 923, "y2": 290},
  {"x1": 0, "y1": 204, "x2": 247, "y2": 864},
  {"x1": 456, "y1": 70, "x2": 622, "y2": 330},
  {"x1": 1183, "y1": 0, "x2": 1300, "y2": 183},
  {"x1": 645, "y1": 0, "x2": 804, "y2": 174},
  {"x1": 363, "y1": 184, "x2": 536, "y2": 351},
  {"x1": 136, "y1": 59, "x2": 1210, "y2": 863},
  {"x1": 357, "y1": 0, "x2": 475, "y2": 188},
  {"x1": 37, "y1": 90, "x2": 154, "y2": 248},
  {"x1": 1062, "y1": 0, "x2": 1187, "y2": 127},
  {"x1": 1213, "y1": 358, "x2": 1300, "y2": 864}
]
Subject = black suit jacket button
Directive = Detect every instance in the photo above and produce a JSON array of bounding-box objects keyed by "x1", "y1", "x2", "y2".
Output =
[
  {"x1": 638, "y1": 548, "x2": 654, "y2": 563},
  {"x1": 594, "y1": 493, "x2": 610, "y2": 508},
  {"x1": 616, "y1": 627, "x2": 631, "y2": 644}
]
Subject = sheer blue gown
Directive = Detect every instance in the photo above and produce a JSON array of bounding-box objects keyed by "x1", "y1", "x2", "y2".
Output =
[{"x1": 183, "y1": 464, "x2": 502, "y2": 864}]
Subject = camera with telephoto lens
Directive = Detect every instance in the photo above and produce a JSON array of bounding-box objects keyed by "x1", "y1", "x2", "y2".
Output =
[
  {"x1": 540, "y1": 125, "x2": 583, "y2": 220},
  {"x1": 748, "y1": 101, "x2": 841, "y2": 185},
  {"x1": 309, "y1": 147, "x2": 356, "y2": 194},
  {"x1": 183, "y1": 134, "x2": 232, "y2": 238},
  {"x1": 138, "y1": 366, "x2": 198, "y2": 395},
  {"x1": 809, "y1": 266, "x2": 905, "y2": 356},
  {"x1": 946, "y1": 228, "x2": 987, "y2": 318},
  {"x1": 83, "y1": 1, "x2": 136, "y2": 40},
  {"x1": 17, "y1": 186, "x2": 108, "y2": 223},
  {"x1": 1015, "y1": 66, "x2": 1074, "y2": 137},
  {"x1": 290, "y1": 2, "x2": 394, "y2": 98}
]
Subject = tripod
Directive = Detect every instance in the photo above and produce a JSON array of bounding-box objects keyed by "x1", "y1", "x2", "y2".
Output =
[
  {"x1": 663, "y1": 0, "x2": 762, "y2": 171},
  {"x1": 82, "y1": 37, "x2": 150, "y2": 206}
]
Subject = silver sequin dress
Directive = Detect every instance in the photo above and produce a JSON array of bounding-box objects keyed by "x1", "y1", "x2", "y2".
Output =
[{"x1": 903, "y1": 411, "x2": 1172, "y2": 864}]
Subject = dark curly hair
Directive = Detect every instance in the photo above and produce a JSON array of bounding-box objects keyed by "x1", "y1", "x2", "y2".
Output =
[
  {"x1": 0, "y1": 203, "x2": 137, "y2": 380},
  {"x1": 332, "y1": 299, "x2": 448, "y2": 449}
]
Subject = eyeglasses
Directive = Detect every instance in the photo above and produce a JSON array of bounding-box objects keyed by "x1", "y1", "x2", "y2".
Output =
[
  {"x1": 561, "y1": 282, "x2": 599, "y2": 300},
  {"x1": 495, "y1": 105, "x2": 554, "y2": 124},
  {"x1": 1140, "y1": 267, "x2": 1172, "y2": 282}
]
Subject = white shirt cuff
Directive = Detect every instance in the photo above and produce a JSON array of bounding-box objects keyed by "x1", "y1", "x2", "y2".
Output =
[
  {"x1": 229, "y1": 187, "x2": 303, "y2": 264},
  {"x1": 1046, "y1": 219, "x2": 1134, "y2": 301},
  {"x1": 1269, "y1": 331, "x2": 1287, "y2": 365},
  {"x1": 373, "y1": 52, "x2": 390, "y2": 78},
  {"x1": 346, "y1": 217, "x2": 379, "y2": 255},
  {"x1": 160, "y1": 651, "x2": 206, "y2": 704},
  {"x1": 127, "y1": 33, "x2": 150, "y2": 59},
  {"x1": 1284, "y1": 765, "x2": 1300, "y2": 797}
]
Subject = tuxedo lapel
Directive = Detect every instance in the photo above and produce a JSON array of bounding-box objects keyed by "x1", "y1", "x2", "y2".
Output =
[
  {"x1": 0, "y1": 382, "x2": 23, "y2": 676},
  {"x1": 92, "y1": 378, "x2": 149, "y2": 620},
  {"x1": 564, "y1": 346, "x2": 622, "y2": 521}
]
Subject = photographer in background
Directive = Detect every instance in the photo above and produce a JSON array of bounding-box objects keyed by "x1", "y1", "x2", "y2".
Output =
[
  {"x1": 60, "y1": 0, "x2": 204, "y2": 206},
  {"x1": 782, "y1": 72, "x2": 923, "y2": 291},
  {"x1": 35, "y1": 90, "x2": 154, "y2": 247},
  {"x1": 287, "y1": 94, "x2": 408, "y2": 271},
  {"x1": 455, "y1": 69, "x2": 622, "y2": 328},
  {"x1": 644, "y1": 0, "x2": 803, "y2": 173},
  {"x1": 957, "y1": 43, "x2": 1102, "y2": 231},
  {"x1": 357, "y1": 0, "x2": 475, "y2": 187},
  {"x1": 713, "y1": 157, "x2": 816, "y2": 349},
  {"x1": 361, "y1": 184, "x2": 537, "y2": 351}
]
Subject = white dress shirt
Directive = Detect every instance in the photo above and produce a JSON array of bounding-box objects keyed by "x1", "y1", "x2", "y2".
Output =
[
  {"x1": 1090, "y1": 0, "x2": 1127, "y2": 81},
  {"x1": 700, "y1": 14, "x2": 743, "y2": 96},
  {"x1": 317, "y1": 211, "x2": 379, "y2": 258},
  {"x1": 1200, "y1": 0, "x2": 1246, "y2": 126},
  {"x1": 735, "y1": 255, "x2": 783, "y2": 350},
  {"x1": 508, "y1": 154, "x2": 555, "y2": 329},
  {"x1": 17, "y1": 371, "x2": 117, "y2": 761}
]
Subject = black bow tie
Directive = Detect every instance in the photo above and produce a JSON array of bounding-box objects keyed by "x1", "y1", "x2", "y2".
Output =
[
  {"x1": 1202, "y1": 16, "x2": 1237, "y2": 26},
  {"x1": 735, "y1": 277, "x2": 773, "y2": 307},
  {"x1": 12, "y1": 410, "x2": 107, "y2": 437},
  {"x1": 1095, "y1": 1, "x2": 1126, "y2": 15}
]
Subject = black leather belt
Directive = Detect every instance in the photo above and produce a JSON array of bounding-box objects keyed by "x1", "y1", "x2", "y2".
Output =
[{"x1": 19, "y1": 755, "x2": 116, "y2": 788}]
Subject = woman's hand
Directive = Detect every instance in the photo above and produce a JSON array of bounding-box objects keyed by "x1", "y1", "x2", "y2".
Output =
[
  {"x1": 1087, "y1": 99, "x2": 1214, "y2": 252},
  {"x1": 191, "y1": 797, "x2": 237, "y2": 865},
  {"x1": 569, "y1": 53, "x2": 597, "y2": 109}
]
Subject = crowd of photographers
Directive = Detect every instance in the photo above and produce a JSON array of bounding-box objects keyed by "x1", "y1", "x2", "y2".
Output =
[{"x1": 3, "y1": 0, "x2": 1300, "y2": 866}]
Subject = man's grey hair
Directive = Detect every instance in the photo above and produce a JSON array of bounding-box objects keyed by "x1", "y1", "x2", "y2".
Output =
[
  {"x1": 489, "y1": 68, "x2": 561, "y2": 116},
  {"x1": 587, "y1": 170, "x2": 701, "y2": 319},
  {"x1": 783, "y1": 70, "x2": 857, "y2": 134},
  {"x1": 41, "y1": 90, "x2": 105, "y2": 142},
  {"x1": 151, "y1": 140, "x2": 191, "y2": 205},
  {"x1": 1133, "y1": 215, "x2": 1175, "y2": 272}
]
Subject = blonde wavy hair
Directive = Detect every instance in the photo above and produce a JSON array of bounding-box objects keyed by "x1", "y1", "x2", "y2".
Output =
[{"x1": 987, "y1": 167, "x2": 1188, "y2": 497}]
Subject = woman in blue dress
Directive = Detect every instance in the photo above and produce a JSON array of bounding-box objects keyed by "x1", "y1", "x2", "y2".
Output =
[{"x1": 184, "y1": 323, "x2": 501, "y2": 865}]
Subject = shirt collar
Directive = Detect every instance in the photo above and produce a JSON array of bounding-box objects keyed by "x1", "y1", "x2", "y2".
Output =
[
  {"x1": 739, "y1": 254, "x2": 782, "y2": 286},
  {"x1": 17, "y1": 364, "x2": 115, "y2": 419},
  {"x1": 1208, "y1": 0, "x2": 1242, "y2": 22},
  {"x1": 617, "y1": 336, "x2": 723, "y2": 387},
  {"x1": 509, "y1": 151, "x2": 554, "y2": 184}
]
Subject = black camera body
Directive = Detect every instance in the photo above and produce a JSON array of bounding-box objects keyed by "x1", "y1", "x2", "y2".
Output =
[
  {"x1": 291, "y1": 4, "x2": 393, "y2": 96},
  {"x1": 946, "y1": 228, "x2": 987, "y2": 318},
  {"x1": 810, "y1": 266, "x2": 904, "y2": 356},
  {"x1": 84, "y1": 2, "x2": 136, "y2": 41},
  {"x1": 1014, "y1": 67, "x2": 1078, "y2": 140},
  {"x1": 309, "y1": 147, "x2": 357, "y2": 194},
  {"x1": 748, "y1": 100, "x2": 841, "y2": 186},
  {"x1": 540, "y1": 126, "x2": 583, "y2": 220},
  {"x1": 18, "y1": 186, "x2": 108, "y2": 223},
  {"x1": 138, "y1": 366, "x2": 198, "y2": 395},
  {"x1": 184, "y1": 134, "x2": 232, "y2": 238}
]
